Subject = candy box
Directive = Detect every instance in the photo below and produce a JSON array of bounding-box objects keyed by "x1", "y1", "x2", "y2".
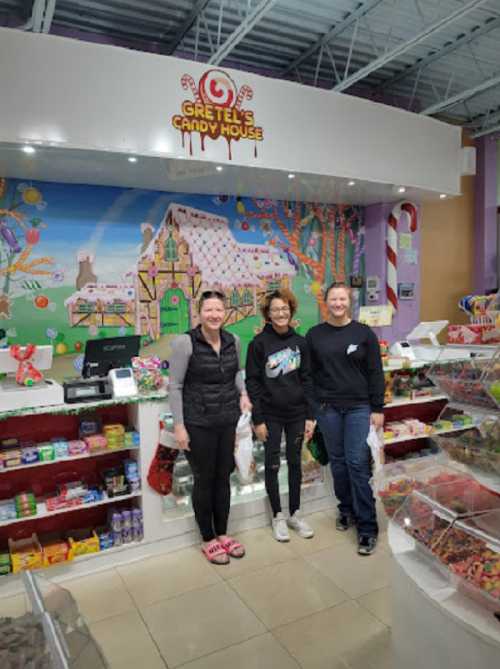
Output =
[
  {"x1": 15, "y1": 492, "x2": 37, "y2": 518},
  {"x1": 96, "y1": 526, "x2": 114, "y2": 550},
  {"x1": 84, "y1": 434, "x2": 108, "y2": 453},
  {"x1": 53, "y1": 439, "x2": 69, "y2": 459},
  {"x1": 38, "y1": 443, "x2": 55, "y2": 461},
  {"x1": 0, "y1": 438, "x2": 18, "y2": 449},
  {"x1": 68, "y1": 439, "x2": 88, "y2": 456},
  {"x1": 9, "y1": 534, "x2": 43, "y2": 573},
  {"x1": 3, "y1": 449, "x2": 22, "y2": 468},
  {"x1": 79, "y1": 416, "x2": 101, "y2": 439},
  {"x1": 41, "y1": 534, "x2": 73, "y2": 566},
  {"x1": 0, "y1": 552, "x2": 11, "y2": 576},
  {"x1": 0, "y1": 500, "x2": 16, "y2": 521},
  {"x1": 67, "y1": 528, "x2": 100, "y2": 557},
  {"x1": 21, "y1": 447, "x2": 39, "y2": 465}
]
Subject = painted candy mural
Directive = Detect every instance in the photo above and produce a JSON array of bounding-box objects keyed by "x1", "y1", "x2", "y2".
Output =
[{"x1": 0, "y1": 178, "x2": 365, "y2": 378}]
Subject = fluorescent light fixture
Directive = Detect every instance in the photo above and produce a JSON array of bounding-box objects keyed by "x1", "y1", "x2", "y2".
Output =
[
  {"x1": 288, "y1": 173, "x2": 295, "y2": 180},
  {"x1": 348, "y1": 180, "x2": 356, "y2": 187},
  {"x1": 216, "y1": 165, "x2": 223, "y2": 172},
  {"x1": 128, "y1": 156, "x2": 138, "y2": 163},
  {"x1": 22, "y1": 145, "x2": 35, "y2": 154},
  {"x1": 397, "y1": 186, "x2": 406, "y2": 194},
  {"x1": 439, "y1": 193, "x2": 447, "y2": 199}
]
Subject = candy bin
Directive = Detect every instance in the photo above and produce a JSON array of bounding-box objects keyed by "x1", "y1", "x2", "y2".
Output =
[
  {"x1": 9, "y1": 534, "x2": 43, "y2": 573},
  {"x1": 433, "y1": 509, "x2": 500, "y2": 611},
  {"x1": 392, "y1": 489, "x2": 454, "y2": 554}
]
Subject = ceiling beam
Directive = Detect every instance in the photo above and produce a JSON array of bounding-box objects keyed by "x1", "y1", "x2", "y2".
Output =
[
  {"x1": 208, "y1": 0, "x2": 278, "y2": 66},
  {"x1": 333, "y1": 0, "x2": 490, "y2": 92},
  {"x1": 281, "y1": 0, "x2": 384, "y2": 77},
  {"x1": 41, "y1": 0, "x2": 56, "y2": 33},
  {"x1": 166, "y1": 0, "x2": 212, "y2": 54},
  {"x1": 380, "y1": 15, "x2": 500, "y2": 90},
  {"x1": 472, "y1": 122, "x2": 500, "y2": 138},
  {"x1": 422, "y1": 72, "x2": 500, "y2": 115}
]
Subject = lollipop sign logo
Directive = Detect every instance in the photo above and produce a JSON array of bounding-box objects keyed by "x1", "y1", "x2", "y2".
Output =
[{"x1": 172, "y1": 69, "x2": 264, "y2": 160}]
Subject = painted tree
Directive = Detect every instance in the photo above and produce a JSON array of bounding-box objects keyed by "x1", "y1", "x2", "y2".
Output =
[
  {"x1": 0, "y1": 178, "x2": 54, "y2": 318},
  {"x1": 242, "y1": 199, "x2": 363, "y2": 318}
]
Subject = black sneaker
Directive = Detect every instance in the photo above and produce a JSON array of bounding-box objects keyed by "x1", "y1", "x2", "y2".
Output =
[
  {"x1": 358, "y1": 535, "x2": 377, "y2": 556},
  {"x1": 335, "y1": 514, "x2": 353, "y2": 532}
]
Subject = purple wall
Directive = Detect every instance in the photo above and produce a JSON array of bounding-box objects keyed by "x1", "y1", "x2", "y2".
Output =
[
  {"x1": 365, "y1": 202, "x2": 421, "y2": 343},
  {"x1": 474, "y1": 136, "x2": 498, "y2": 293}
]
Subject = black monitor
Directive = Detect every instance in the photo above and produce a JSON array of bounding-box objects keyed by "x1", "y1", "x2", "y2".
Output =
[{"x1": 82, "y1": 335, "x2": 141, "y2": 378}]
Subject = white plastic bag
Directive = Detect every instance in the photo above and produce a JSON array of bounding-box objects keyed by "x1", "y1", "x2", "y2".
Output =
[
  {"x1": 367, "y1": 425, "x2": 384, "y2": 474},
  {"x1": 234, "y1": 413, "x2": 255, "y2": 485}
]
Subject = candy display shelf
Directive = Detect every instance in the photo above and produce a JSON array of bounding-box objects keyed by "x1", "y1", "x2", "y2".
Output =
[
  {"x1": 0, "y1": 491, "x2": 141, "y2": 528},
  {"x1": 384, "y1": 424, "x2": 474, "y2": 446},
  {"x1": 385, "y1": 394, "x2": 448, "y2": 409},
  {"x1": 0, "y1": 445, "x2": 140, "y2": 474},
  {"x1": 0, "y1": 389, "x2": 168, "y2": 421}
]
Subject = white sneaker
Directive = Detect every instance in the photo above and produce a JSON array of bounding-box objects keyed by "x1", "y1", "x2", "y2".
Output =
[
  {"x1": 272, "y1": 512, "x2": 290, "y2": 542},
  {"x1": 287, "y1": 511, "x2": 315, "y2": 539}
]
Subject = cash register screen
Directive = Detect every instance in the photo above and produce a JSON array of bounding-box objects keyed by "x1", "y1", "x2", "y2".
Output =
[{"x1": 83, "y1": 335, "x2": 141, "y2": 378}]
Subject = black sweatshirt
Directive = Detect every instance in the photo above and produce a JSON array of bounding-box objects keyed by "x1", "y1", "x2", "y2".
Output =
[
  {"x1": 305, "y1": 321, "x2": 385, "y2": 412},
  {"x1": 245, "y1": 324, "x2": 314, "y2": 425}
]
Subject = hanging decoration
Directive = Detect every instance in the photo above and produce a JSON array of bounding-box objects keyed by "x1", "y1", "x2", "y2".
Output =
[{"x1": 386, "y1": 201, "x2": 417, "y2": 311}]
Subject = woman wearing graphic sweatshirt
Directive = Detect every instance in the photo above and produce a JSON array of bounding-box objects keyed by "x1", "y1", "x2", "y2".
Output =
[{"x1": 245, "y1": 289, "x2": 316, "y2": 542}]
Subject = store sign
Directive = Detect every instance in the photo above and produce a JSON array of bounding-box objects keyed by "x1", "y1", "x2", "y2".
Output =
[{"x1": 171, "y1": 69, "x2": 264, "y2": 160}]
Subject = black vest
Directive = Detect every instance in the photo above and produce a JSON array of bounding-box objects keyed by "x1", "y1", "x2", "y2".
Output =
[{"x1": 182, "y1": 326, "x2": 240, "y2": 427}]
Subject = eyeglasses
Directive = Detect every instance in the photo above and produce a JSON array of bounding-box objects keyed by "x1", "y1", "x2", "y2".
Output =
[{"x1": 270, "y1": 307, "x2": 291, "y2": 314}]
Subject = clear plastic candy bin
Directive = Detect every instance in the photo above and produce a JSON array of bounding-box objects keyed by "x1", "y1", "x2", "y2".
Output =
[{"x1": 432, "y1": 509, "x2": 500, "y2": 610}]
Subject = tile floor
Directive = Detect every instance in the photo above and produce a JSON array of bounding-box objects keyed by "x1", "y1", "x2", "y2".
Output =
[{"x1": 0, "y1": 511, "x2": 395, "y2": 669}]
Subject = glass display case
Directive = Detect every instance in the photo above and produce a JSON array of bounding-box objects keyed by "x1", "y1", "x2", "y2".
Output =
[
  {"x1": 433, "y1": 416, "x2": 500, "y2": 476},
  {"x1": 428, "y1": 347, "x2": 500, "y2": 411},
  {"x1": 1, "y1": 571, "x2": 107, "y2": 668}
]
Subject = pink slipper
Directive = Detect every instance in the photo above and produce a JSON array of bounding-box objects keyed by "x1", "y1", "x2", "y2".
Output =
[
  {"x1": 201, "y1": 540, "x2": 230, "y2": 565},
  {"x1": 220, "y1": 537, "x2": 245, "y2": 559}
]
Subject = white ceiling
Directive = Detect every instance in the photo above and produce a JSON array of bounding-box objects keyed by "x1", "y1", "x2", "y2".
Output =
[{"x1": 0, "y1": 142, "x2": 456, "y2": 205}]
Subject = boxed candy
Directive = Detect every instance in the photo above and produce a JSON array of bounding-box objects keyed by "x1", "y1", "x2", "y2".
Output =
[
  {"x1": 67, "y1": 528, "x2": 100, "y2": 556},
  {"x1": 68, "y1": 439, "x2": 88, "y2": 456},
  {"x1": 9, "y1": 534, "x2": 43, "y2": 573},
  {"x1": 38, "y1": 443, "x2": 55, "y2": 461},
  {"x1": 0, "y1": 552, "x2": 11, "y2": 576},
  {"x1": 41, "y1": 534, "x2": 72, "y2": 567}
]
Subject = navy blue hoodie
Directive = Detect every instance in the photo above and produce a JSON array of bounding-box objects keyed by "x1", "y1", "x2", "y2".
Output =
[{"x1": 245, "y1": 324, "x2": 314, "y2": 425}]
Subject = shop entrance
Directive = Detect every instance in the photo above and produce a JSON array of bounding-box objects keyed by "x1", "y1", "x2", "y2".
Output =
[{"x1": 160, "y1": 288, "x2": 189, "y2": 334}]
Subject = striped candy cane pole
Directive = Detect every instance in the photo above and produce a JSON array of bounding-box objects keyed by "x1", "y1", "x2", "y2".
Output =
[{"x1": 386, "y1": 201, "x2": 418, "y2": 311}]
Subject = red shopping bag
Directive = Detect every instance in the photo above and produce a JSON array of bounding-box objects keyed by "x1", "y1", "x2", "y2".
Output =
[{"x1": 147, "y1": 445, "x2": 179, "y2": 495}]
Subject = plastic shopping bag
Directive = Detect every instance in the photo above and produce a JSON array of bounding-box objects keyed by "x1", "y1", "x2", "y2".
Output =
[
  {"x1": 234, "y1": 413, "x2": 255, "y2": 485},
  {"x1": 367, "y1": 425, "x2": 384, "y2": 475}
]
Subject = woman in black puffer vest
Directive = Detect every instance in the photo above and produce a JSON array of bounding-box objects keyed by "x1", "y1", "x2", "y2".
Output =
[{"x1": 169, "y1": 290, "x2": 252, "y2": 565}]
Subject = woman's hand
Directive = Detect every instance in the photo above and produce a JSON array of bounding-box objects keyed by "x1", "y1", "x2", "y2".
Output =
[
  {"x1": 254, "y1": 423, "x2": 268, "y2": 443},
  {"x1": 240, "y1": 393, "x2": 252, "y2": 414},
  {"x1": 370, "y1": 412, "x2": 385, "y2": 430},
  {"x1": 304, "y1": 419, "x2": 316, "y2": 442},
  {"x1": 174, "y1": 424, "x2": 190, "y2": 451}
]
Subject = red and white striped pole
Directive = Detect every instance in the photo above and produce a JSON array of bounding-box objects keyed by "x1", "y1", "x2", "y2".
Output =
[{"x1": 386, "y1": 201, "x2": 418, "y2": 311}]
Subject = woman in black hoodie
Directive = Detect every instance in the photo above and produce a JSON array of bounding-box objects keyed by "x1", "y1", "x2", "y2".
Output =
[{"x1": 245, "y1": 289, "x2": 315, "y2": 542}]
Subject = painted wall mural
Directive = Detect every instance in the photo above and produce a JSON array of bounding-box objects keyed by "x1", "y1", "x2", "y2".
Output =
[{"x1": 0, "y1": 178, "x2": 365, "y2": 379}]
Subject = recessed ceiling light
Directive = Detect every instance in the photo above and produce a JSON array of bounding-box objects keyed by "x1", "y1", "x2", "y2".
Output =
[
  {"x1": 439, "y1": 193, "x2": 447, "y2": 199},
  {"x1": 128, "y1": 156, "x2": 138, "y2": 163},
  {"x1": 397, "y1": 186, "x2": 406, "y2": 194},
  {"x1": 21, "y1": 145, "x2": 35, "y2": 154},
  {"x1": 348, "y1": 180, "x2": 356, "y2": 187},
  {"x1": 288, "y1": 173, "x2": 295, "y2": 180},
  {"x1": 216, "y1": 165, "x2": 223, "y2": 172}
]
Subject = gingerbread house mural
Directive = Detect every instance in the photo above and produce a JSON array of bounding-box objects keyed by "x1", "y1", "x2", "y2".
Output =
[
  {"x1": 64, "y1": 283, "x2": 136, "y2": 328},
  {"x1": 136, "y1": 204, "x2": 295, "y2": 340}
]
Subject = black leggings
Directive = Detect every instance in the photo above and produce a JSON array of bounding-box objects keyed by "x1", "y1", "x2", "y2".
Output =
[
  {"x1": 185, "y1": 423, "x2": 237, "y2": 542},
  {"x1": 264, "y1": 419, "x2": 304, "y2": 517}
]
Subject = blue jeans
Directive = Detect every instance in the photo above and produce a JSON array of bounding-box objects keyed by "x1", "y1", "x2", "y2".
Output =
[{"x1": 316, "y1": 404, "x2": 378, "y2": 538}]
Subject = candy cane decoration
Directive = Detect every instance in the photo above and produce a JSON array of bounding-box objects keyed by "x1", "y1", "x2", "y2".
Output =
[
  {"x1": 181, "y1": 74, "x2": 201, "y2": 103},
  {"x1": 386, "y1": 201, "x2": 418, "y2": 311},
  {"x1": 235, "y1": 85, "x2": 254, "y2": 110}
]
